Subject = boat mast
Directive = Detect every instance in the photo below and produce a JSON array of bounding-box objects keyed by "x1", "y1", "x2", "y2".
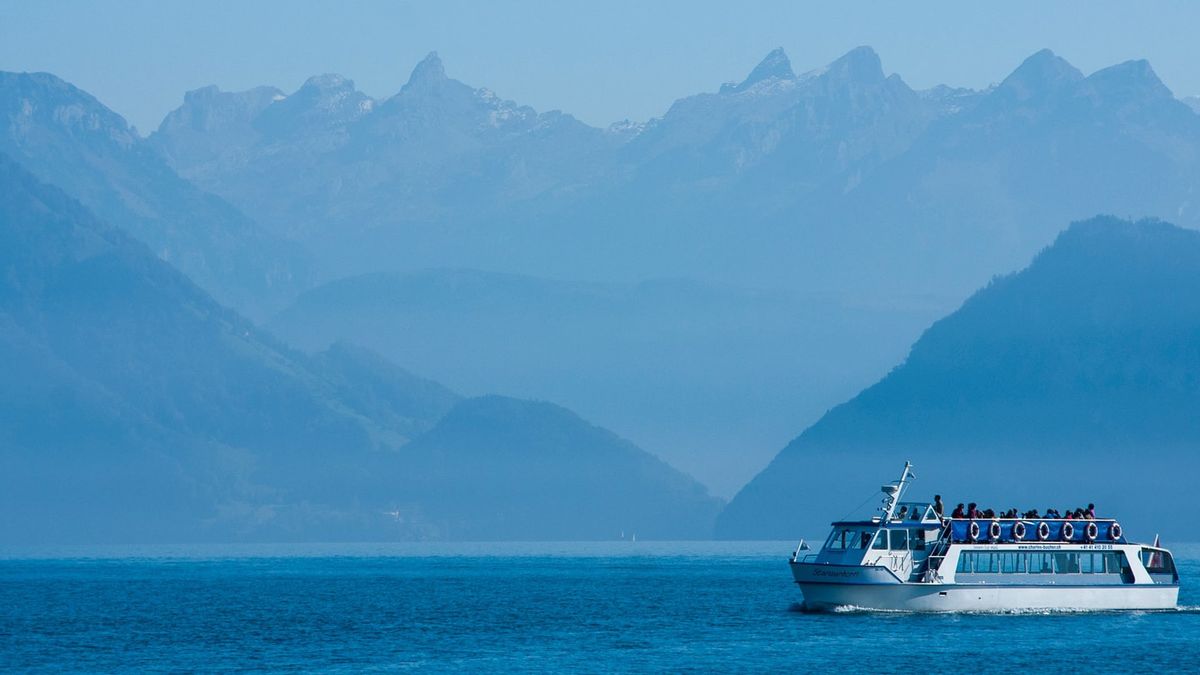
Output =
[{"x1": 880, "y1": 461, "x2": 914, "y2": 521}]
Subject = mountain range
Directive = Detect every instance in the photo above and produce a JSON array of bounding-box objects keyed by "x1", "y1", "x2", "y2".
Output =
[
  {"x1": 3, "y1": 45, "x2": 1200, "y2": 541},
  {"x1": 140, "y1": 46, "x2": 1200, "y2": 484},
  {"x1": 717, "y1": 216, "x2": 1200, "y2": 540},
  {"x1": 148, "y1": 47, "x2": 1200, "y2": 301},
  {"x1": 0, "y1": 72, "x2": 312, "y2": 318},
  {"x1": 0, "y1": 155, "x2": 720, "y2": 542}
]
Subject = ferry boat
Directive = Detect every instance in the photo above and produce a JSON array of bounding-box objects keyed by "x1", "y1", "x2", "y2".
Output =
[{"x1": 789, "y1": 462, "x2": 1179, "y2": 611}]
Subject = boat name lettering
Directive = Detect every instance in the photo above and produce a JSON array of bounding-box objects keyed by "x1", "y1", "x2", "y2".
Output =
[{"x1": 812, "y1": 568, "x2": 861, "y2": 578}]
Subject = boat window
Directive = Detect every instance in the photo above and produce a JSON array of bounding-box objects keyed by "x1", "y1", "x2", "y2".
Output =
[
  {"x1": 824, "y1": 528, "x2": 876, "y2": 551},
  {"x1": 889, "y1": 529, "x2": 908, "y2": 551},
  {"x1": 957, "y1": 551, "x2": 1127, "y2": 576},
  {"x1": 1082, "y1": 553, "x2": 1115, "y2": 574},
  {"x1": 908, "y1": 529, "x2": 926, "y2": 551},
  {"x1": 1028, "y1": 552, "x2": 1052, "y2": 574},
  {"x1": 872, "y1": 531, "x2": 888, "y2": 550},
  {"x1": 1054, "y1": 553, "x2": 1080, "y2": 574},
  {"x1": 1141, "y1": 549, "x2": 1175, "y2": 575}
]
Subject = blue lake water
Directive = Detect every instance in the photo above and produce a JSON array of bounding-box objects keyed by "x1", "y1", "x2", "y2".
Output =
[{"x1": 2, "y1": 541, "x2": 1198, "y2": 671}]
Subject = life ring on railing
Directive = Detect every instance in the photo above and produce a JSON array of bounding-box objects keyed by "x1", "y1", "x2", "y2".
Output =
[
  {"x1": 1037, "y1": 521, "x2": 1051, "y2": 541},
  {"x1": 1109, "y1": 522, "x2": 1123, "y2": 541},
  {"x1": 968, "y1": 520, "x2": 981, "y2": 541},
  {"x1": 1013, "y1": 521, "x2": 1027, "y2": 540},
  {"x1": 1061, "y1": 521, "x2": 1075, "y2": 541},
  {"x1": 1085, "y1": 521, "x2": 1099, "y2": 541},
  {"x1": 989, "y1": 520, "x2": 1002, "y2": 541}
]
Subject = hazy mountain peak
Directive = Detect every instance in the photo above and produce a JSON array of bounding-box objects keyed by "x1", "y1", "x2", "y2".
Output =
[
  {"x1": 822, "y1": 45, "x2": 885, "y2": 84},
  {"x1": 169, "y1": 84, "x2": 284, "y2": 122},
  {"x1": 720, "y1": 47, "x2": 794, "y2": 94},
  {"x1": 252, "y1": 73, "x2": 372, "y2": 135},
  {"x1": 406, "y1": 51, "x2": 447, "y2": 89},
  {"x1": 745, "y1": 48, "x2": 795, "y2": 84},
  {"x1": 996, "y1": 48, "x2": 1084, "y2": 101},
  {"x1": 300, "y1": 73, "x2": 355, "y2": 92},
  {"x1": 1083, "y1": 58, "x2": 1174, "y2": 102},
  {"x1": 1048, "y1": 215, "x2": 1176, "y2": 258},
  {"x1": 0, "y1": 70, "x2": 134, "y2": 141},
  {"x1": 183, "y1": 84, "x2": 222, "y2": 101}
]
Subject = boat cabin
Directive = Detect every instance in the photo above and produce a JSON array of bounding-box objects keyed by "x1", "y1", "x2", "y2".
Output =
[{"x1": 811, "y1": 502, "x2": 945, "y2": 581}]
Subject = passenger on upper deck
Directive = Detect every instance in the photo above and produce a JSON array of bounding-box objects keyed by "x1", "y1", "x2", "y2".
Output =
[
  {"x1": 1045, "y1": 508, "x2": 1060, "y2": 518},
  {"x1": 967, "y1": 503, "x2": 979, "y2": 519},
  {"x1": 951, "y1": 503, "x2": 965, "y2": 519},
  {"x1": 896, "y1": 505, "x2": 909, "y2": 520},
  {"x1": 933, "y1": 495, "x2": 944, "y2": 518},
  {"x1": 1024, "y1": 509, "x2": 1040, "y2": 519},
  {"x1": 1087, "y1": 504, "x2": 1096, "y2": 519}
]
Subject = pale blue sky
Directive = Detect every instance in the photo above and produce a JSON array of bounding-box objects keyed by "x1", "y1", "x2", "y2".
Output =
[{"x1": 2, "y1": 0, "x2": 1198, "y2": 134}]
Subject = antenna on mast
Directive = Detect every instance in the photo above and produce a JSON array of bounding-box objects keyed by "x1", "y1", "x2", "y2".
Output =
[{"x1": 880, "y1": 461, "x2": 915, "y2": 521}]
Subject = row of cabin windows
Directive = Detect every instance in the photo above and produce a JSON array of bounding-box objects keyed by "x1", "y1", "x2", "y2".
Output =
[
  {"x1": 824, "y1": 528, "x2": 929, "y2": 552},
  {"x1": 956, "y1": 551, "x2": 1127, "y2": 575}
]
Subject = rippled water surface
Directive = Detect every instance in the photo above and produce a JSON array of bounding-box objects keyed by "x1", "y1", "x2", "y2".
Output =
[{"x1": 2, "y1": 542, "x2": 1198, "y2": 671}]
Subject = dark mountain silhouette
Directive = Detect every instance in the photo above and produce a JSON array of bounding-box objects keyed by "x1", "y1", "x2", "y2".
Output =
[
  {"x1": 268, "y1": 268, "x2": 939, "y2": 496},
  {"x1": 0, "y1": 71, "x2": 312, "y2": 317},
  {"x1": 394, "y1": 395, "x2": 723, "y2": 540},
  {"x1": 717, "y1": 216, "x2": 1200, "y2": 540},
  {"x1": 0, "y1": 156, "x2": 718, "y2": 542}
]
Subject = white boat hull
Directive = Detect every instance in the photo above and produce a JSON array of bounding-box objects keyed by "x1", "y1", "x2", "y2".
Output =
[{"x1": 796, "y1": 579, "x2": 1179, "y2": 612}]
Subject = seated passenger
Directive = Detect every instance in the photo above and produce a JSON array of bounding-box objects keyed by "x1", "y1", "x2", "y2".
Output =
[
  {"x1": 1026, "y1": 509, "x2": 1040, "y2": 519},
  {"x1": 951, "y1": 503, "x2": 966, "y2": 519},
  {"x1": 967, "y1": 503, "x2": 979, "y2": 519},
  {"x1": 1086, "y1": 503, "x2": 1096, "y2": 519},
  {"x1": 983, "y1": 508, "x2": 995, "y2": 519},
  {"x1": 1065, "y1": 510, "x2": 1074, "y2": 520},
  {"x1": 897, "y1": 505, "x2": 908, "y2": 520},
  {"x1": 1045, "y1": 508, "x2": 1060, "y2": 518}
]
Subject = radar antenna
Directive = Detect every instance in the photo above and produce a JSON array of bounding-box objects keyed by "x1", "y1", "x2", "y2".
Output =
[{"x1": 880, "y1": 461, "x2": 915, "y2": 521}]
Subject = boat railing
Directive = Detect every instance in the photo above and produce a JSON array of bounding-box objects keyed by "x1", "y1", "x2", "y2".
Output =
[
  {"x1": 790, "y1": 539, "x2": 813, "y2": 563},
  {"x1": 944, "y1": 517, "x2": 1118, "y2": 521},
  {"x1": 943, "y1": 516, "x2": 1125, "y2": 544},
  {"x1": 876, "y1": 553, "x2": 910, "y2": 568}
]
